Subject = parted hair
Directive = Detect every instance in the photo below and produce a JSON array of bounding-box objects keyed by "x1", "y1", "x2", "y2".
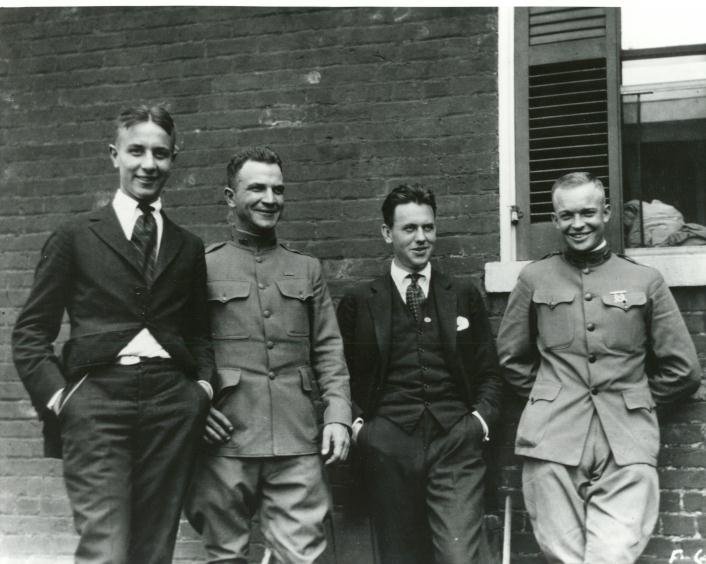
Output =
[
  {"x1": 115, "y1": 104, "x2": 177, "y2": 151},
  {"x1": 226, "y1": 146, "x2": 283, "y2": 188},
  {"x1": 382, "y1": 184, "x2": 437, "y2": 226}
]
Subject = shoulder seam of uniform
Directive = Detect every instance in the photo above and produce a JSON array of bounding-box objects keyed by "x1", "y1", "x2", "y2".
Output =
[
  {"x1": 615, "y1": 253, "x2": 645, "y2": 266},
  {"x1": 205, "y1": 241, "x2": 227, "y2": 253},
  {"x1": 280, "y1": 242, "x2": 312, "y2": 256}
]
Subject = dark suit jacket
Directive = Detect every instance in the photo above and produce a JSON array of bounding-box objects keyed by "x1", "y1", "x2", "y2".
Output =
[
  {"x1": 336, "y1": 269, "x2": 503, "y2": 430},
  {"x1": 12, "y1": 204, "x2": 214, "y2": 457}
]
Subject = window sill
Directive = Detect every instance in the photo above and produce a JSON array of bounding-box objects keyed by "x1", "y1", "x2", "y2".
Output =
[{"x1": 484, "y1": 246, "x2": 706, "y2": 293}]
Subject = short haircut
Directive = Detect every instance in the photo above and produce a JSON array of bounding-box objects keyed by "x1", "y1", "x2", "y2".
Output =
[
  {"x1": 551, "y1": 171, "x2": 606, "y2": 203},
  {"x1": 115, "y1": 104, "x2": 177, "y2": 150},
  {"x1": 226, "y1": 146, "x2": 283, "y2": 188},
  {"x1": 382, "y1": 184, "x2": 437, "y2": 227}
]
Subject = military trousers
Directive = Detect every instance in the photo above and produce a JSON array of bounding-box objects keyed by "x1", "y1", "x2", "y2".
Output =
[
  {"x1": 522, "y1": 412, "x2": 659, "y2": 564},
  {"x1": 186, "y1": 453, "x2": 331, "y2": 564}
]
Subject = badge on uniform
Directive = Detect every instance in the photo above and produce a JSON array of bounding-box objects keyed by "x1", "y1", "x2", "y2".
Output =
[
  {"x1": 609, "y1": 290, "x2": 627, "y2": 306},
  {"x1": 456, "y1": 316, "x2": 469, "y2": 331}
]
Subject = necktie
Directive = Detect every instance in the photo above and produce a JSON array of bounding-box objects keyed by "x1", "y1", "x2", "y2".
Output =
[
  {"x1": 131, "y1": 201, "x2": 157, "y2": 283},
  {"x1": 405, "y1": 273, "x2": 425, "y2": 321}
]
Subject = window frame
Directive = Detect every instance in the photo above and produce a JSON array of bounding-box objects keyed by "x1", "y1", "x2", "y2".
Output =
[{"x1": 485, "y1": 6, "x2": 706, "y2": 293}]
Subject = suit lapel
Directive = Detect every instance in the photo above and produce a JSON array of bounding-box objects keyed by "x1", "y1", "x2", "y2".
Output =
[
  {"x1": 88, "y1": 205, "x2": 144, "y2": 277},
  {"x1": 367, "y1": 275, "x2": 393, "y2": 373},
  {"x1": 152, "y1": 212, "x2": 185, "y2": 284},
  {"x1": 432, "y1": 269, "x2": 458, "y2": 356}
]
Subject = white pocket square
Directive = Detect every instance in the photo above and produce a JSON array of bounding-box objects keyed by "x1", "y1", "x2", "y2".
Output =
[{"x1": 456, "y1": 316, "x2": 469, "y2": 331}]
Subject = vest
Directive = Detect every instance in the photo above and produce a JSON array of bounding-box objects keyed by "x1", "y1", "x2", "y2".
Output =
[{"x1": 377, "y1": 284, "x2": 468, "y2": 433}]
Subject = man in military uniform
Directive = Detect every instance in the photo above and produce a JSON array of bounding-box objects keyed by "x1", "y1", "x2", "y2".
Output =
[
  {"x1": 497, "y1": 172, "x2": 701, "y2": 563},
  {"x1": 185, "y1": 146, "x2": 351, "y2": 564}
]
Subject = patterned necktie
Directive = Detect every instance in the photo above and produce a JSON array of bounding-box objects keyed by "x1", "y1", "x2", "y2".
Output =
[
  {"x1": 405, "y1": 272, "x2": 425, "y2": 321},
  {"x1": 131, "y1": 201, "x2": 157, "y2": 283}
]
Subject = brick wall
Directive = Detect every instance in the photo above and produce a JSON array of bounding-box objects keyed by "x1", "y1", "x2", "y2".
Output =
[{"x1": 0, "y1": 6, "x2": 499, "y2": 562}]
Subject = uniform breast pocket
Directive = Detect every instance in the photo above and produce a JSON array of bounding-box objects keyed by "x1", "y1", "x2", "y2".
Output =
[
  {"x1": 532, "y1": 291, "x2": 575, "y2": 350},
  {"x1": 274, "y1": 278, "x2": 313, "y2": 337},
  {"x1": 600, "y1": 292, "x2": 647, "y2": 352},
  {"x1": 207, "y1": 280, "x2": 251, "y2": 339}
]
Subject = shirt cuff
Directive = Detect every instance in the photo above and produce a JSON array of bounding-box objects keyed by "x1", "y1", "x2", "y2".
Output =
[
  {"x1": 47, "y1": 388, "x2": 64, "y2": 414},
  {"x1": 472, "y1": 410, "x2": 490, "y2": 442},
  {"x1": 198, "y1": 380, "x2": 213, "y2": 400}
]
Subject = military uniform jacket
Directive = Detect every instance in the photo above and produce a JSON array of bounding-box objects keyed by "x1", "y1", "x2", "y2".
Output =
[
  {"x1": 497, "y1": 252, "x2": 700, "y2": 467},
  {"x1": 206, "y1": 237, "x2": 352, "y2": 457}
]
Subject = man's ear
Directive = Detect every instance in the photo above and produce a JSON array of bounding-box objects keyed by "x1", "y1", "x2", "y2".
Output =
[
  {"x1": 381, "y1": 223, "x2": 392, "y2": 243},
  {"x1": 224, "y1": 186, "x2": 236, "y2": 208},
  {"x1": 602, "y1": 203, "x2": 611, "y2": 223},
  {"x1": 108, "y1": 144, "x2": 118, "y2": 167},
  {"x1": 550, "y1": 212, "x2": 560, "y2": 230}
]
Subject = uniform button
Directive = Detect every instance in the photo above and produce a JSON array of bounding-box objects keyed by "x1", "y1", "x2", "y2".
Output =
[
  {"x1": 591, "y1": 387, "x2": 598, "y2": 395},
  {"x1": 255, "y1": 257, "x2": 263, "y2": 263},
  {"x1": 258, "y1": 283, "x2": 266, "y2": 290},
  {"x1": 134, "y1": 287, "x2": 144, "y2": 296},
  {"x1": 424, "y1": 401, "x2": 430, "y2": 408},
  {"x1": 583, "y1": 268, "x2": 590, "y2": 275},
  {"x1": 588, "y1": 354, "x2": 596, "y2": 363},
  {"x1": 423, "y1": 384, "x2": 429, "y2": 391},
  {"x1": 587, "y1": 323, "x2": 595, "y2": 331},
  {"x1": 263, "y1": 310, "x2": 271, "y2": 318},
  {"x1": 268, "y1": 371, "x2": 275, "y2": 380},
  {"x1": 584, "y1": 292, "x2": 593, "y2": 301},
  {"x1": 267, "y1": 341, "x2": 274, "y2": 349}
]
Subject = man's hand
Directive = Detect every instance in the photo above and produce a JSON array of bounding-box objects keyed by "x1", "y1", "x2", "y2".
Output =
[
  {"x1": 321, "y1": 422, "x2": 350, "y2": 465},
  {"x1": 204, "y1": 406, "x2": 233, "y2": 445}
]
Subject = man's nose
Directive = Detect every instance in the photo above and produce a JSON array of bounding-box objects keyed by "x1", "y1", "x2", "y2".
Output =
[
  {"x1": 415, "y1": 227, "x2": 427, "y2": 241},
  {"x1": 261, "y1": 187, "x2": 276, "y2": 204},
  {"x1": 141, "y1": 152, "x2": 156, "y2": 170},
  {"x1": 571, "y1": 214, "x2": 585, "y2": 228}
]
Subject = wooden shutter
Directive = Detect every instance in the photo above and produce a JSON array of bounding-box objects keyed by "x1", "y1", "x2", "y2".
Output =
[{"x1": 515, "y1": 7, "x2": 623, "y2": 259}]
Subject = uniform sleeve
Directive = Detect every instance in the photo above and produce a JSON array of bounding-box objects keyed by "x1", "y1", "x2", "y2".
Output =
[
  {"x1": 497, "y1": 275, "x2": 539, "y2": 398},
  {"x1": 646, "y1": 274, "x2": 701, "y2": 404},
  {"x1": 309, "y1": 259, "x2": 352, "y2": 426},
  {"x1": 12, "y1": 227, "x2": 73, "y2": 412},
  {"x1": 183, "y1": 239, "x2": 215, "y2": 384}
]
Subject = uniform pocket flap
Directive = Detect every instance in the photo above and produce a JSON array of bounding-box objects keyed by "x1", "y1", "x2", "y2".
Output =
[
  {"x1": 299, "y1": 365, "x2": 314, "y2": 392},
  {"x1": 208, "y1": 281, "x2": 251, "y2": 303},
  {"x1": 532, "y1": 291, "x2": 575, "y2": 309},
  {"x1": 622, "y1": 388, "x2": 655, "y2": 411},
  {"x1": 601, "y1": 292, "x2": 647, "y2": 311},
  {"x1": 215, "y1": 368, "x2": 241, "y2": 391},
  {"x1": 275, "y1": 279, "x2": 313, "y2": 301},
  {"x1": 529, "y1": 382, "x2": 562, "y2": 404}
]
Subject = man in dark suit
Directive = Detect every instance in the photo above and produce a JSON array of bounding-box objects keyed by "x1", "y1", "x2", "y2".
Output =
[
  {"x1": 12, "y1": 104, "x2": 214, "y2": 564},
  {"x1": 337, "y1": 184, "x2": 503, "y2": 564}
]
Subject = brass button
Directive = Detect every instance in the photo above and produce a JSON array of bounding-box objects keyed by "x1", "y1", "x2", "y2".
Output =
[
  {"x1": 588, "y1": 354, "x2": 596, "y2": 363},
  {"x1": 267, "y1": 341, "x2": 274, "y2": 349},
  {"x1": 591, "y1": 387, "x2": 598, "y2": 395},
  {"x1": 587, "y1": 323, "x2": 595, "y2": 331},
  {"x1": 268, "y1": 371, "x2": 275, "y2": 380},
  {"x1": 583, "y1": 268, "x2": 590, "y2": 275},
  {"x1": 255, "y1": 257, "x2": 263, "y2": 263},
  {"x1": 584, "y1": 292, "x2": 593, "y2": 301},
  {"x1": 263, "y1": 310, "x2": 271, "y2": 318}
]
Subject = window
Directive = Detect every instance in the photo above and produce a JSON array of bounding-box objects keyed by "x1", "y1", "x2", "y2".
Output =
[{"x1": 485, "y1": 6, "x2": 706, "y2": 292}]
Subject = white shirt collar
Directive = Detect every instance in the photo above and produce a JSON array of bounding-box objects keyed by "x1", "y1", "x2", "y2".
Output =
[
  {"x1": 390, "y1": 260, "x2": 432, "y2": 301},
  {"x1": 112, "y1": 189, "x2": 163, "y2": 248}
]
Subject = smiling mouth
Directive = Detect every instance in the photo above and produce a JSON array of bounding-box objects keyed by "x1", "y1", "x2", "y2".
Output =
[{"x1": 136, "y1": 176, "x2": 158, "y2": 184}]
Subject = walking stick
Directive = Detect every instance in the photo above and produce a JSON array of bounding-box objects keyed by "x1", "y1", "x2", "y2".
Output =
[{"x1": 502, "y1": 494, "x2": 512, "y2": 564}]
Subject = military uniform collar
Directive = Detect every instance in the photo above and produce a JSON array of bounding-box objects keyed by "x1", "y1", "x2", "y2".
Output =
[
  {"x1": 230, "y1": 228, "x2": 278, "y2": 252},
  {"x1": 562, "y1": 242, "x2": 612, "y2": 269}
]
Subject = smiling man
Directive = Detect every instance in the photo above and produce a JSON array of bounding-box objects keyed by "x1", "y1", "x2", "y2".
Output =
[
  {"x1": 337, "y1": 184, "x2": 503, "y2": 564},
  {"x1": 185, "y1": 146, "x2": 351, "y2": 564},
  {"x1": 12, "y1": 105, "x2": 213, "y2": 564},
  {"x1": 497, "y1": 172, "x2": 700, "y2": 564}
]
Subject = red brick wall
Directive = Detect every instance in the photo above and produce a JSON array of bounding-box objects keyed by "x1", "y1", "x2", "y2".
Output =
[{"x1": 0, "y1": 6, "x2": 499, "y2": 562}]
